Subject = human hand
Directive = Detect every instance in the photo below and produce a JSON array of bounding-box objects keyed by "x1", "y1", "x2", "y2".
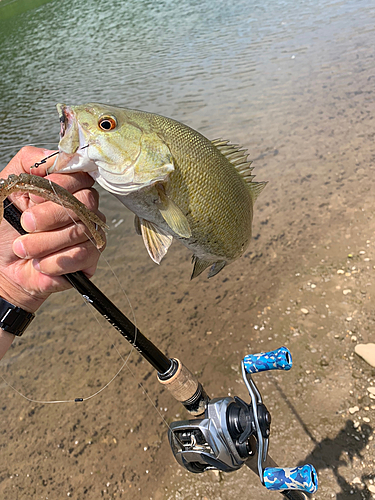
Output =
[{"x1": 0, "y1": 146, "x2": 106, "y2": 314}]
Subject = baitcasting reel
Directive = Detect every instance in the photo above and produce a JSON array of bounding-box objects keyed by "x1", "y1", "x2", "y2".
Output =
[{"x1": 168, "y1": 347, "x2": 318, "y2": 495}]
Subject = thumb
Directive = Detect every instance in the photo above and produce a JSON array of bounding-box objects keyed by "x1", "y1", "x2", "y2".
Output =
[{"x1": 2, "y1": 146, "x2": 58, "y2": 178}]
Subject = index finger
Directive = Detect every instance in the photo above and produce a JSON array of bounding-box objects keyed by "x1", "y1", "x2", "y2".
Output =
[{"x1": 2, "y1": 146, "x2": 95, "y2": 204}]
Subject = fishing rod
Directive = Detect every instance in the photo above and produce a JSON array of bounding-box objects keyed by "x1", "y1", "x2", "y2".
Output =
[{"x1": 2, "y1": 197, "x2": 317, "y2": 498}]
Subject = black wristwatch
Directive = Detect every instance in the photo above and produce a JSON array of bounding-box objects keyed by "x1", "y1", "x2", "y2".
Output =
[{"x1": 0, "y1": 297, "x2": 35, "y2": 337}]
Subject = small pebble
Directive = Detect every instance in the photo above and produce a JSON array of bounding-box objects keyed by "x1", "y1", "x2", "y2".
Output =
[
  {"x1": 355, "y1": 344, "x2": 375, "y2": 368},
  {"x1": 300, "y1": 308, "x2": 309, "y2": 315},
  {"x1": 349, "y1": 406, "x2": 359, "y2": 414},
  {"x1": 367, "y1": 387, "x2": 375, "y2": 395},
  {"x1": 369, "y1": 485, "x2": 375, "y2": 494},
  {"x1": 113, "y1": 219, "x2": 124, "y2": 228},
  {"x1": 352, "y1": 477, "x2": 361, "y2": 485},
  {"x1": 337, "y1": 269, "x2": 345, "y2": 274},
  {"x1": 362, "y1": 417, "x2": 370, "y2": 423},
  {"x1": 343, "y1": 289, "x2": 352, "y2": 295}
]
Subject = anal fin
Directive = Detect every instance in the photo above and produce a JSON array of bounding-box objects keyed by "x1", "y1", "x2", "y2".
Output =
[
  {"x1": 140, "y1": 218, "x2": 173, "y2": 264},
  {"x1": 191, "y1": 257, "x2": 227, "y2": 279},
  {"x1": 208, "y1": 261, "x2": 226, "y2": 278},
  {"x1": 191, "y1": 256, "x2": 212, "y2": 280}
]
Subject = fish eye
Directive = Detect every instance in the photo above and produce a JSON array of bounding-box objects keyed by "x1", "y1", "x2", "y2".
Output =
[{"x1": 98, "y1": 116, "x2": 117, "y2": 131}]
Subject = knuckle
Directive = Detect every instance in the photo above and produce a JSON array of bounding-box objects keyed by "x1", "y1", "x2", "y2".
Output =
[
  {"x1": 19, "y1": 145, "x2": 35, "y2": 158},
  {"x1": 71, "y1": 243, "x2": 91, "y2": 264},
  {"x1": 76, "y1": 188, "x2": 99, "y2": 211}
]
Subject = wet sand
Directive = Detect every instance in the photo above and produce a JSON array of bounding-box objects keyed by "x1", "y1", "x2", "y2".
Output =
[{"x1": 1, "y1": 10, "x2": 375, "y2": 500}]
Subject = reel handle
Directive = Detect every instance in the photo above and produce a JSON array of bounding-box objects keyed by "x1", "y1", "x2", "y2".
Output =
[
  {"x1": 263, "y1": 464, "x2": 318, "y2": 493},
  {"x1": 243, "y1": 346, "x2": 292, "y2": 373}
]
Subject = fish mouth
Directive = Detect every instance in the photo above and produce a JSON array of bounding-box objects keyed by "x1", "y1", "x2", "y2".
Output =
[
  {"x1": 49, "y1": 104, "x2": 95, "y2": 174},
  {"x1": 58, "y1": 103, "x2": 68, "y2": 140},
  {"x1": 57, "y1": 103, "x2": 84, "y2": 152}
]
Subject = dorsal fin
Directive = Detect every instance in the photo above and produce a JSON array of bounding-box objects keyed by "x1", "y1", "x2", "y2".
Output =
[
  {"x1": 249, "y1": 180, "x2": 267, "y2": 201},
  {"x1": 212, "y1": 138, "x2": 254, "y2": 179},
  {"x1": 212, "y1": 138, "x2": 267, "y2": 201}
]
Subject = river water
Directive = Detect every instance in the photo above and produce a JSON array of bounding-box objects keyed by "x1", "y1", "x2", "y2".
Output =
[{"x1": 1, "y1": 0, "x2": 374, "y2": 167}]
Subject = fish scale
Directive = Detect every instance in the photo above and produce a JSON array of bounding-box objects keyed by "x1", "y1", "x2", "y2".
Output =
[
  {"x1": 51, "y1": 103, "x2": 267, "y2": 279},
  {"x1": 154, "y1": 116, "x2": 253, "y2": 257}
]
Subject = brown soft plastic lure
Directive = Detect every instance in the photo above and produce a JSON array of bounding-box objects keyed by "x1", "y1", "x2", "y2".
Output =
[{"x1": 0, "y1": 173, "x2": 107, "y2": 249}]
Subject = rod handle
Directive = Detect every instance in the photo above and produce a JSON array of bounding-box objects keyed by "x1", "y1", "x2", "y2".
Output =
[
  {"x1": 263, "y1": 464, "x2": 318, "y2": 493},
  {"x1": 243, "y1": 346, "x2": 292, "y2": 373}
]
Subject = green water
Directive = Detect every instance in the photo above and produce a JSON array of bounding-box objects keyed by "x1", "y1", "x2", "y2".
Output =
[
  {"x1": 0, "y1": 0, "x2": 52, "y2": 20},
  {"x1": 0, "y1": 0, "x2": 374, "y2": 167}
]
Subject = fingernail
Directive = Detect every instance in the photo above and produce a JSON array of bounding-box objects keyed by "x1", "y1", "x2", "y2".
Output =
[
  {"x1": 13, "y1": 239, "x2": 27, "y2": 258},
  {"x1": 21, "y1": 211, "x2": 36, "y2": 232},
  {"x1": 32, "y1": 259, "x2": 41, "y2": 272},
  {"x1": 42, "y1": 149, "x2": 57, "y2": 156}
]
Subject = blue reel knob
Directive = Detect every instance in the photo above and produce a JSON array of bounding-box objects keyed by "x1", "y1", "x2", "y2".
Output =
[
  {"x1": 263, "y1": 464, "x2": 318, "y2": 493},
  {"x1": 243, "y1": 346, "x2": 292, "y2": 373}
]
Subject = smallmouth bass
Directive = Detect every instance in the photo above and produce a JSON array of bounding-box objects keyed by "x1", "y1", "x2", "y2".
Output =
[{"x1": 50, "y1": 103, "x2": 267, "y2": 278}]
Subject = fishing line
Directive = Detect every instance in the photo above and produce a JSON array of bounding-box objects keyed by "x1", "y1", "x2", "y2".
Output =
[
  {"x1": 125, "y1": 364, "x2": 180, "y2": 437},
  {"x1": 1, "y1": 147, "x2": 187, "y2": 443},
  {"x1": 30, "y1": 149, "x2": 59, "y2": 168},
  {"x1": 1, "y1": 148, "x2": 140, "y2": 404}
]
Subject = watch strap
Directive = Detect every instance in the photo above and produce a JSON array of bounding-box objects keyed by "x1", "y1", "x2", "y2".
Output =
[{"x1": 0, "y1": 297, "x2": 35, "y2": 337}]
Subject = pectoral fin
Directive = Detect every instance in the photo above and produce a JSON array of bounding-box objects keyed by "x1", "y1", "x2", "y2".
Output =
[
  {"x1": 156, "y1": 185, "x2": 191, "y2": 238},
  {"x1": 140, "y1": 218, "x2": 173, "y2": 264}
]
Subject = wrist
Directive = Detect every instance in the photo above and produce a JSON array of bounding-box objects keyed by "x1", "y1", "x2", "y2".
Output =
[{"x1": 0, "y1": 275, "x2": 46, "y2": 313}]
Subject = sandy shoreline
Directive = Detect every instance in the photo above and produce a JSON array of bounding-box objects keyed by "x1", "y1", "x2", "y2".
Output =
[{"x1": 1, "y1": 86, "x2": 374, "y2": 499}]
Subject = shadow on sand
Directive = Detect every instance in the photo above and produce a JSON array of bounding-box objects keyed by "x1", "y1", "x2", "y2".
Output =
[{"x1": 300, "y1": 419, "x2": 373, "y2": 500}]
